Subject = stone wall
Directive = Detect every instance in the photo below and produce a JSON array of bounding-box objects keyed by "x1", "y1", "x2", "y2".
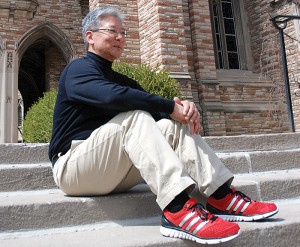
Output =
[
  {"x1": 244, "y1": 0, "x2": 299, "y2": 132},
  {"x1": 1, "y1": 0, "x2": 298, "y2": 142}
]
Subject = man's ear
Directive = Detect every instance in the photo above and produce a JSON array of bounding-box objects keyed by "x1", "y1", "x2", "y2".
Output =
[{"x1": 86, "y1": 31, "x2": 94, "y2": 45}]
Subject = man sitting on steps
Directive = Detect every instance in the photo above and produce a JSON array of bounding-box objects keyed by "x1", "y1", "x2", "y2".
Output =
[{"x1": 49, "y1": 6, "x2": 278, "y2": 245}]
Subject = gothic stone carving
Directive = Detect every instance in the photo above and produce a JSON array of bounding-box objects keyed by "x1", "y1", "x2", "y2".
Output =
[{"x1": 7, "y1": 51, "x2": 13, "y2": 68}]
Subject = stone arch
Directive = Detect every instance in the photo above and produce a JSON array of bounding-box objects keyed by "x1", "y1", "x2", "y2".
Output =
[
  {"x1": 13, "y1": 23, "x2": 76, "y2": 142},
  {"x1": 16, "y1": 22, "x2": 75, "y2": 62},
  {"x1": 15, "y1": 23, "x2": 75, "y2": 115},
  {"x1": 1, "y1": 23, "x2": 76, "y2": 143}
]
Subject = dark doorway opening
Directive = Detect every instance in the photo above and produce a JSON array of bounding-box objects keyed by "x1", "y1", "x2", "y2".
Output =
[{"x1": 18, "y1": 39, "x2": 46, "y2": 116}]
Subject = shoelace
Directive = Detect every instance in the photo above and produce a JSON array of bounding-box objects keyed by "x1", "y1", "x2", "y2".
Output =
[
  {"x1": 189, "y1": 203, "x2": 218, "y2": 222},
  {"x1": 233, "y1": 190, "x2": 252, "y2": 203}
]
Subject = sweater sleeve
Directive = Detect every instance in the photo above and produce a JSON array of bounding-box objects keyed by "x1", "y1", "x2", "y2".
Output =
[{"x1": 64, "y1": 57, "x2": 175, "y2": 115}]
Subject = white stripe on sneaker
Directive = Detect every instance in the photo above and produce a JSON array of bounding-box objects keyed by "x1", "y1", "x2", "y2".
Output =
[
  {"x1": 179, "y1": 213, "x2": 208, "y2": 234},
  {"x1": 179, "y1": 212, "x2": 195, "y2": 227},
  {"x1": 240, "y1": 201, "x2": 251, "y2": 213},
  {"x1": 226, "y1": 196, "x2": 238, "y2": 211},
  {"x1": 233, "y1": 199, "x2": 244, "y2": 212},
  {"x1": 192, "y1": 221, "x2": 208, "y2": 234},
  {"x1": 227, "y1": 197, "x2": 251, "y2": 214},
  {"x1": 186, "y1": 216, "x2": 201, "y2": 231}
]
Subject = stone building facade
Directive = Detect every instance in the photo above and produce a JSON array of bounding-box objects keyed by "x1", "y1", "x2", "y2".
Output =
[{"x1": 0, "y1": 0, "x2": 299, "y2": 143}]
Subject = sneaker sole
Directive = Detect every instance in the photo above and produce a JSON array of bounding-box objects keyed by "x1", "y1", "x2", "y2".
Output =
[
  {"x1": 216, "y1": 209, "x2": 279, "y2": 222},
  {"x1": 160, "y1": 226, "x2": 240, "y2": 245}
]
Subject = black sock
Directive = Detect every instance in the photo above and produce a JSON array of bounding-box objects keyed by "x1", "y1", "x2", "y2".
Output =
[
  {"x1": 211, "y1": 183, "x2": 232, "y2": 200},
  {"x1": 167, "y1": 191, "x2": 190, "y2": 213}
]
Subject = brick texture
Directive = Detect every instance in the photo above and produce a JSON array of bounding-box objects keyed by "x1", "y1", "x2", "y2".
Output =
[{"x1": 1, "y1": 0, "x2": 298, "y2": 139}]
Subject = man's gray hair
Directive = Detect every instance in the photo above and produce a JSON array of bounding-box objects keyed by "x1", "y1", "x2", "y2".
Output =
[{"x1": 82, "y1": 6, "x2": 125, "y2": 49}]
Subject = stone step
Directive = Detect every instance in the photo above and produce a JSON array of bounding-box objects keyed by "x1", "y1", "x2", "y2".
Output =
[
  {"x1": 219, "y1": 147, "x2": 300, "y2": 174},
  {"x1": 1, "y1": 168, "x2": 299, "y2": 232},
  {"x1": 0, "y1": 198, "x2": 299, "y2": 247},
  {"x1": 1, "y1": 133, "x2": 298, "y2": 246},
  {"x1": 0, "y1": 143, "x2": 49, "y2": 164},
  {"x1": 1, "y1": 133, "x2": 299, "y2": 164},
  {"x1": 1, "y1": 146, "x2": 300, "y2": 192},
  {"x1": 0, "y1": 185, "x2": 160, "y2": 232},
  {"x1": 204, "y1": 132, "x2": 300, "y2": 152},
  {"x1": 0, "y1": 163, "x2": 55, "y2": 191},
  {"x1": 234, "y1": 168, "x2": 300, "y2": 201}
]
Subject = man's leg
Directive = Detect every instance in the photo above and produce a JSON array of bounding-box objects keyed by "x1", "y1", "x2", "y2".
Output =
[
  {"x1": 156, "y1": 119, "x2": 278, "y2": 222},
  {"x1": 54, "y1": 110, "x2": 195, "y2": 210},
  {"x1": 55, "y1": 111, "x2": 143, "y2": 196},
  {"x1": 53, "y1": 111, "x2": 240, "y2": 244},
  {"x1": 157, "y1": 118, "x2": 233, "y2": 197},
  {"x1": 114, "y1": 112, "x2": 240, "y2": 244}
]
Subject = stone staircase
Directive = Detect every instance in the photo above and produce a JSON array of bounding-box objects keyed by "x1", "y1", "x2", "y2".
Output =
[{"x1": 0, "y1": 132, "x2": 300, "y2": 246}]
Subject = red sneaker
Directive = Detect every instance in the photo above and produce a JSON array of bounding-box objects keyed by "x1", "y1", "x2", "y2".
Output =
[
  {"x1": 160, "y1": 198, "x2": 240, "y2": 244},
  {"x1": 207, "y1": 188, "x2": 278, "y2": 222}
]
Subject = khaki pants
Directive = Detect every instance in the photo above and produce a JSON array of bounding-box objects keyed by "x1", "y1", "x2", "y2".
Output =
[{"x1": 52, "y1": 110, "x2": 233, "y2": 210}]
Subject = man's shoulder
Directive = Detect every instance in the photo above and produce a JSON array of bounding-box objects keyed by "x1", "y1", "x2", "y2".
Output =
[
  {"x1": 64, "y1": 55, "x2": 93, "y2": 72},
  {"x1": 68, "y1": 55, "x2": 89, "y2": 66}
]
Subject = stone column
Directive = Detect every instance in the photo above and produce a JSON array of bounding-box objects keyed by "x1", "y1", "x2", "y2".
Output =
[
  {"x1": 0, "y1": 49, "x2": 18, "y2": 143},
  {"x1": 0, "y1": 41, "x2": 5, "y2": 143},
  {"x1": 137, "y1": 0, "x2": 190, "y2": 74}
]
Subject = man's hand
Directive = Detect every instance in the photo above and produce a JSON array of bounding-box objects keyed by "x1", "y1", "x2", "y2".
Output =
[{"x1": 170, "y1": 97, "x2": 201, "y2": 135}]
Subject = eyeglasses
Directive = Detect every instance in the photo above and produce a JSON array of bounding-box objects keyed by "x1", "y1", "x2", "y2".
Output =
[{"x1": 91, "y1": 28, "x2": 127, "y2": 38}]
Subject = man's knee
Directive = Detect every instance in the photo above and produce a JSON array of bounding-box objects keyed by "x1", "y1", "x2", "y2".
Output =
[
  {"x1": 130, "y1": 110, "x2": 152, "y2": 118},
  {"x1": 158, "y1": 118, "x2": 175, "y2": 131},
  {"x1": 125, "y1": 110, "x2": 155, "y2": 124}
]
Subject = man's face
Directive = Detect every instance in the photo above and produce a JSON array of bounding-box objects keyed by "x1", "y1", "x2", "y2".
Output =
[{"x1": 86, "y1": 15, "x2": 126, "y2": 61}]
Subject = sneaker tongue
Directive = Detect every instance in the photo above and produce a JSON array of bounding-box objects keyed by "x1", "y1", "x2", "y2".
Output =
[{"x1": 184, "y1": 198, "x2": 198, "y2": 208}]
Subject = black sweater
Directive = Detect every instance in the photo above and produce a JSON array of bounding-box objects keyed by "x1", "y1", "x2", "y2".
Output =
[{"x1": 48, "y1": 52, "x2": 175, "y2": 161}]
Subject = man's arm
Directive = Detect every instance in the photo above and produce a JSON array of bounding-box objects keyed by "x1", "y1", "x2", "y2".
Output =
[{"x1": 64, "y1": 58, "x2": 175, "y2": 115}]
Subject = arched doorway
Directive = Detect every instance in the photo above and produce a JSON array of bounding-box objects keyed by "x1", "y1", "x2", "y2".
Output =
[
  {"x1": 19, "y1": 40, "x2": 45, "y2": 116},
  {"x1": 14, "y1": 22, "x2": 75, "y2": 142}
]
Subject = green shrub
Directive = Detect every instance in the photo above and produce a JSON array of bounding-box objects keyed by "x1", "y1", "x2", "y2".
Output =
[
  {"x1": 113, "y1": 63, "x2": 182, "y2": 99},
  {"x1": 23, "y1": 63, "x2": 181, "y2": 143},
  {"x1": 22, "y1": 89, "x2": 57, "y2": 143}
]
